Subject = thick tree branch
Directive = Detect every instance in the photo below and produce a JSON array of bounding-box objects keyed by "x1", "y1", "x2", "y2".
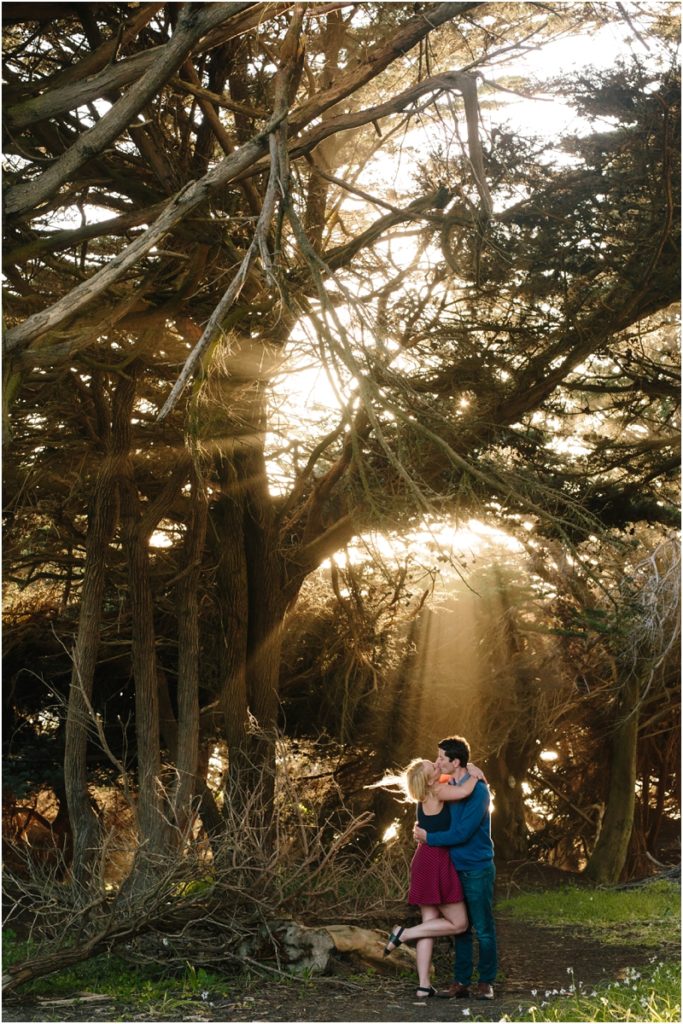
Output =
[
  {"x1": 4, "y1": 202, "x2": 168, "y2": 268},
  {"x1": 3, "y1": 111, "x2": 287, "y2": 355},
  {"x1": 4, "y1": 4, "x2": 253, "y2": 218},
  {"x1": 5, "y1": 4, "x2": 299, "y2": 128}
]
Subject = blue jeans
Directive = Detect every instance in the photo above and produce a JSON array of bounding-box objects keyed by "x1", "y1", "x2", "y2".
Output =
[{"x1": 453, "y1": 863, "x2": 497, "y2": 985}]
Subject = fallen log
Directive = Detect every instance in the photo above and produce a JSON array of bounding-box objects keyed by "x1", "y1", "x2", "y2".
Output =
[{"x1": 276, "y1": 921, "x2": 416, "y2": 974}]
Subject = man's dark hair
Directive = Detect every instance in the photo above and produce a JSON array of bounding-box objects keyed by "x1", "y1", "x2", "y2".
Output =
[{"x1": 438, "y1": 735, "x2": 470, "y2": 767}]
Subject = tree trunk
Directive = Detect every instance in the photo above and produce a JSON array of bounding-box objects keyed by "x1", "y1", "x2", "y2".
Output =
[
  {"x1": 488, "y1": 753, "x2": 530, "y2": 861},
  {"x1": 195, "y1": 741, "x2": 225, "y2": 839},
  {"x1": 584, "y1": 673, "x2": 640, "y2": 883},
  {"x1": 210, "y1": 482, "x2": 250, "y2": 789},
  {"x1": 119, "y1": 436, "x2": 192, "y2": 885},
  {"x1": 157, "y1": 671, "x2": 224, "y2": 846},
  {"x1": 483, "y1": 575, "x2": 532, "y2": 860},
  {"x1": 202, "y1": 345, "x2": 286, "y2": 814},
  {"x1": 120, "y1": 509, "x2": 168, "y2": 875},
  {"x1": 172, "y1": 465, "x2": 207, "y2": 835},
  {"x1": 64, "y1": 371, "x2": 135, "y2": 886},
  {"x1": 220, "y1": 443, "x2": 286, "y2": 820},
  {"x1": 303, "y1": 11, "x2": 346, "y2": 251}
]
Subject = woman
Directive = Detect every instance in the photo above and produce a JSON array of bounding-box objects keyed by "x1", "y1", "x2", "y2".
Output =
[{"x1": 382, "y1": 758, "x2": 481, "y2": 999}]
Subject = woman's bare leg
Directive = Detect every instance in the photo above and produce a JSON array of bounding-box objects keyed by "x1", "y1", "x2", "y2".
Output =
[
  {"x1": 416, "y1": 906, "x2": 438, "y2": 992},
  {"x1": 438, "y1": 901, "x2": 469, "y2": 934},
  {"x1": 398, "y1": 902, "x2": 468, "y2": 944}
]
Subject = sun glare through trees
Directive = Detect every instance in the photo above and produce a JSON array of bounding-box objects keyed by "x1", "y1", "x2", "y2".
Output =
[{"x1": 2, "y1": 0, "x2": 680, "y2": 996}]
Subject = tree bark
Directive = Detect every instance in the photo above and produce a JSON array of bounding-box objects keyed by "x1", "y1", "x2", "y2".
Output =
[
  {"x1": 172, "y1": 465, "x2": 207, "y2": 835},
  {"x1": 210, "y1": 483, "x2": 250, "y2": 786},
  {"x1": 120, "y1": 496, "x2": 167, "y2": 875},
  {"x1": 215, "y1": 449, "x2": 286, "y2": 814},
  {"x1": 64, "y1": 371, "x2": 136, "y2": 886},
  {"x1": 482, "y1": 574, "x2": 532, "y2": 860},
  {"x1": 488, "y1": 754, "x2": 530, "y2": 861},
  {"x1": 119, "y1": 433, "x2": 192, "y2": 883},
  {"x1": 584, "y1": 673, "x2": 640, "y2": 883}
]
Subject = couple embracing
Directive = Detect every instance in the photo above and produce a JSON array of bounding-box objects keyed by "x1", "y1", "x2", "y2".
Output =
[{"x1": 383, "y1": 735, "x2": 497, "y2": 1002}]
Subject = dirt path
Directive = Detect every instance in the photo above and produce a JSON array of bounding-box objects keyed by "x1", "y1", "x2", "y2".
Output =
[
  {"x1": 3, "y1": 915, "x2": 672, "y2": 1023},
  {"x1": 195, "y1": 917, "x2": 668, "y2": 1023}
]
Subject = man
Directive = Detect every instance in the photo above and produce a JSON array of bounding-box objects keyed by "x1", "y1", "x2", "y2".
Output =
[{"x1": 413, "y1": 734, "x2": 497, "y2": 1000}]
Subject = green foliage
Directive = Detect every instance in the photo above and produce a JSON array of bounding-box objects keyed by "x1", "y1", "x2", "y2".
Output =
[
  {"x1": 2, "y1": 930, "x2": 31, "y2": 968},
  {"x1": 174, "y1": 877, "x2": 215, "y2": 898},
  {"x1": 498, "y1": 962, "x2": 681, "y2": 1022},
  {"x1": 497, "y1": 881, "x2": 680, "y2": 947},
  {"x1": 179, "y1": 962, "x2": 227, "y2": 998}
]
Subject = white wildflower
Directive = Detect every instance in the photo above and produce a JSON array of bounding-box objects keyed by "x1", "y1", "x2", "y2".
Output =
[
  {"x1": 201, "y1": 991, "x2": 209, "y2": 1002},
  {"x1": 531, "y1": 989, "x2": 537, "y2": 996},
  {"x1": 461, "y1": 1009, "x2": 471, "y2": 1017}
]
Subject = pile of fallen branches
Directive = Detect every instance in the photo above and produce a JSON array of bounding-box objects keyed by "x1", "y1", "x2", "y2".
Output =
[{"x1": 2, "y1": 735, "x2": 411, "y2": 994}]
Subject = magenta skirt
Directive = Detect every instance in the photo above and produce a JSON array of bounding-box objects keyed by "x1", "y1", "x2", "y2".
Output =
[{"x1": 408, "y1": 843, "x2": 464, "y2": 906}]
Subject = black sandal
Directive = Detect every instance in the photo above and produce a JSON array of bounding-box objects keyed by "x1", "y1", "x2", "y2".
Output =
[
  {"x1": 383, "y1": 925, "x2": 405, "y2": 956},
  {"x1": 416, "y1": 986, "x2": 437, "y2": 999}
]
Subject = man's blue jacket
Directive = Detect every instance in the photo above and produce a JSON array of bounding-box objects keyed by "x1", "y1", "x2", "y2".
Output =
[{"x1": 426, "y1": 778, "x2": 494, "y2": 871}]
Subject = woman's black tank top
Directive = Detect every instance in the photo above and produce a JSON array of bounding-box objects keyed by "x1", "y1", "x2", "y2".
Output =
[{"x1": 417, "y1": 802, "x2": 451, "y2": 833}]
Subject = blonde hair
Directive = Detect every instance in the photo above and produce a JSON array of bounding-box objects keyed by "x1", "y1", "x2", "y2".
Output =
[
  {"x1": 366, "y1": 758, "x2": 432, "y2": 803},
  {"x1": 404, "y1": 758, "x2": 430, "y2": 803}
]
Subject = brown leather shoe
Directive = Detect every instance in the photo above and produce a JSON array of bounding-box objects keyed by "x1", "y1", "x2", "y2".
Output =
[
  {"x1": 443, "y1": 982, "x2": 470, "y2": 998},
  {"x1": 475, "y1": 982, "x2": 494, "y2": 999}
]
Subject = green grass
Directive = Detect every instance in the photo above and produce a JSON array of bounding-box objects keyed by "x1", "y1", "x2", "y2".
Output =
[
  {"x1": 496, "y1": 961, "x2": 681, "y2": 1022},
  {"x1": 491, "y1": 881, "x2": 681, "y2": 1022},
  {"x1": 2, "y1": 931, "x2": 231, "y2": 1009},
  {"x1": 497, "y1": 880, "x2": 680, "y2": 947}
]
